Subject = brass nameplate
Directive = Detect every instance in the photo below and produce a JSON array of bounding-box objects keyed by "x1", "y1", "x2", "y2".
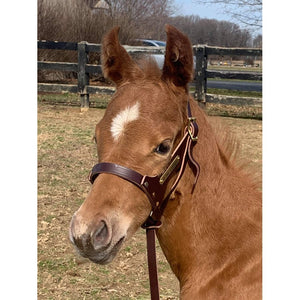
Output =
[{"x1": 159, "y1": 155, "x2": 180, "y2": 185}]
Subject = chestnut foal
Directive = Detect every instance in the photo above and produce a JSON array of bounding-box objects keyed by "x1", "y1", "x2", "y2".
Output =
[{"x1": 70, "y1": 25, "x2": 262, "y2": 299}]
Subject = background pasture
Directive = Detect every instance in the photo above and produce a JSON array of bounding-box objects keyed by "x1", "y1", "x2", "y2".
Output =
[{"x1": 38, "y1": 101, "x2": 261, "y2": 299}]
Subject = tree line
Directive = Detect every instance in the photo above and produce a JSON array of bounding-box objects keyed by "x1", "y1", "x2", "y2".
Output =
[{"x1": 38, "y1": 0, "x2": 261, "y2": 48}]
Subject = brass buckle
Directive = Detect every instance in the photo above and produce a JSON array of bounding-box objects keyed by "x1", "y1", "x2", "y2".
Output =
[
  {"x1": 141, "y1": 216, "x2": 162, "y2": 229},
  {"x1": 188, "y1": 117, "x2": 198, "y2": 142}
]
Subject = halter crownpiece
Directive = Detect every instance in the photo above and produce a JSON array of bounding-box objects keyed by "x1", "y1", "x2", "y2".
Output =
[{"x1": 88, "y1": 100, "x2": 200, "y2": 299}]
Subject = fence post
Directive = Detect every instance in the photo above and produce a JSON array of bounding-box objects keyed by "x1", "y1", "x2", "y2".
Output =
[
  {"x1": 78, "y1": 41, "x2": 90, "y2": 110},
  {"x1": 194, "y1": 46, "x2": 207, "y2": 106}
]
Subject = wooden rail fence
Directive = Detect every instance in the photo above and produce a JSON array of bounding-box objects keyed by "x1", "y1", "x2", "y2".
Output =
[
  {"x1": 38, "y1": 40, "x2": 262, "y2": 108},
  {"x1": 194, "y1": 46, "x2": 262, "y2": 103}
]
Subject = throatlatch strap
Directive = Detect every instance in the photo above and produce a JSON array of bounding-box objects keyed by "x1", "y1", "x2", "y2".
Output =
[{"x1": 146, "y1": 228, "x2": 160, "y2": 300}]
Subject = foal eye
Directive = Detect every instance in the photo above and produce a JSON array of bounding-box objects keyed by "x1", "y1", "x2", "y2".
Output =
[{"x1": 154, "y1": 140, "x2": 171, "y2": 155}]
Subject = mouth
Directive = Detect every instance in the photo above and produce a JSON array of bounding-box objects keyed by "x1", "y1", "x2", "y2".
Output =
[
  {"x1": 73, "y1": 235, "x2": 126, "y2": 265},
  {"x1": 89, "y1": 236, "x2": 125, "y2": 264}
]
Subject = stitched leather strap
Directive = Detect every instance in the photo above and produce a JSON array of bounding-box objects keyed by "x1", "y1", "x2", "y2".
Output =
[
  {"x1": 146, "y1": 228, "x2": 160, "y2": 300},
  {"x1": 89, "y1": 163, "x2": 161, "y2": 210},
  {"x1": 89, "y1": 162, "x2": 143, "y2": 185}
]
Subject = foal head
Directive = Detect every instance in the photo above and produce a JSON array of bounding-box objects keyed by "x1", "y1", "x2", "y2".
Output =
[{"x1": 70, "y1": 25, "x2": 194, "y2": 264}]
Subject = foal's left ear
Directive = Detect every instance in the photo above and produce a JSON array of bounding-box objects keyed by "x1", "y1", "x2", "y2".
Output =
[
  {"x1": 101, "y1": 26, "x2": 142, "y2": 86},
  {"x1": 162, "y1": 25, "x2": 194, "y2": 89}
]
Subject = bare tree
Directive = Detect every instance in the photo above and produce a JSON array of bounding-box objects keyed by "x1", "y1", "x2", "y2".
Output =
[
  {"x1": 166, "y1": 15, "x2": 252, "y2": 47},
  {"x1": 253, "y1": 34, "x2": 262, "y2": 48},
  {"x1": 38, "y1": 0, "x2": 252, "y2": 50},
  {"x1": 38, "y1": 0, "x2": 175, "y2": 44},
  {"x1": 194, "y1": 0, "x2": 262, "y2": 30},
  {"x1": 103, "y1": 0, "x2": 175, "y2": 42}
]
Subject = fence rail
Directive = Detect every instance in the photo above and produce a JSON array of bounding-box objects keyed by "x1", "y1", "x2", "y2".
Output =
[
  {"x1": 193, "y1": 45, "x2": 262, "y2": 102},
  {"x1": 38, "y1": 40, "x2": 262, "y2": 108}
]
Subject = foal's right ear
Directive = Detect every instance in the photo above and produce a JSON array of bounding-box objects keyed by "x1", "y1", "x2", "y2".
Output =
[{"x1": 101, "y1": 27, "x2": 142, "y2": 86}]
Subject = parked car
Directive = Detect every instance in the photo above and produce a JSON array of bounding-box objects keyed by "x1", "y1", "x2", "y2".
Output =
[
  {"x1": 131, "y1": 39, "x2": 166, "y2": 69},
  {"x1": 134, "y1": 39, "x2": 195, "y2": 71},
  {"x1": 135, "y1": 39, "x2": 166, "y2": 47}
]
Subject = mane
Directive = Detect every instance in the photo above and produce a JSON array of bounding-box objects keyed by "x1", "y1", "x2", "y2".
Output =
[
  {"x1": 136, "y1": 56, "x2": 162, "y2": 81},
  {"x1": 209, "y1": 117, "x2": 240, "y2": 163},
  {"x1": 209, "y1": 117, "x2": 262, "y2": 189}
]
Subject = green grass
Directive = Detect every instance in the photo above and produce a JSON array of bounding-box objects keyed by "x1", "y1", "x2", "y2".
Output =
[
  {"x1": 208, "y1": 65, "x2": 262, "y2": 73},
  {"x1": 38, "y1": 90, "x2": 262, "y2": 120},
  {"x1": 38, "y1": 258, "x2": 76, "y2": 272},
  {"x1": 39, "y1": 85, "x2": 262, "y2": 110},
  {"x1": 38, "y1": 92, "x2": 111, "y2": 108},
  {"x1": 207, "y1": 88, "x2": 262, "y2": 98}
]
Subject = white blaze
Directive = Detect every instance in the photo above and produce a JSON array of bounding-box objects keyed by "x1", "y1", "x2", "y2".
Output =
[{"x1": 110, "y1": 102, "x2": 140, "y2": 141}]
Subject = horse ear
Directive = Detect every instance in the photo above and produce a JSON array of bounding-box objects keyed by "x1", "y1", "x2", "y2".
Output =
[
  {"x1": 101, "y1": 26, "x2": 142, "y2": 86},
  {"x1": 162, "y1": 25, "x2": 194, "y2": 88}
]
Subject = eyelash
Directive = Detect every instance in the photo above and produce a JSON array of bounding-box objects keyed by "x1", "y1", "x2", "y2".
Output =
[{"x1": 154, "y1": 140, "x2": 171, "y2": 155}]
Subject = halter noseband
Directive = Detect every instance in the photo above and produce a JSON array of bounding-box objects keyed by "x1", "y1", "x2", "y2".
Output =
[{"x1": 88, "y1": 100, "x2": 200, "y2": 299}]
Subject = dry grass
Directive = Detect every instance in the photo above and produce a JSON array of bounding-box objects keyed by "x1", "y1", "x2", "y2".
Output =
[
  {"x1": 38, "y1": 103, "x2": 261, "y2": 299},
  {"x1": 206, "y1": 103, "x2": 262, "y2": 120}
]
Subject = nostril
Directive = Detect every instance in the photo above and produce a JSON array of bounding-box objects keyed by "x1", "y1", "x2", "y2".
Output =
[
  {"x1": 94, "y1": 221, "x2": 108, "y2": 243},
  {"x1": 92, "y1": 220, "x2": 111, "y2": 250}
]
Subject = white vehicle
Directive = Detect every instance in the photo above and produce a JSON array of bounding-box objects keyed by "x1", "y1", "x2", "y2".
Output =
[
  {"x1": 135, "y1": 39, "x2": 195, "y2": 70},
  {"x1": 136, "y1": 39, "x2": 166, "y2": 47}
]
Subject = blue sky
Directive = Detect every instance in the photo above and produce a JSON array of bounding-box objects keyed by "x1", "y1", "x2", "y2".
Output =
[
  {"x1": 173, "y1": 0, "x2": 232, "y2": 22},
  {"x1": 173, "y1": 0, "x2": 262, "y2": 35}
]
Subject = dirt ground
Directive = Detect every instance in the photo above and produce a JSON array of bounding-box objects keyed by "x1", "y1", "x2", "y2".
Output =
[{"x1": 38, "y1": 103, "x2": 262, "y2": 299}]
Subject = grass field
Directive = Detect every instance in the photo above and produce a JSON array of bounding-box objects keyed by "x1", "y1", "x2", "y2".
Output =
[
  {"x1": 38, "y1": 102, "x2": 262, "y2": 299},
  {"x1": 207, "y1": 65, "x2": 262, "y2": 73},
  {"x1": 38, "y1": 91, "x2": 262, "y2": 120}
]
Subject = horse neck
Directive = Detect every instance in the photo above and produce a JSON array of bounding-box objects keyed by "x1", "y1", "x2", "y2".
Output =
[{"x1": 156, "y1": 103, "x2": 262, "y2": 294}]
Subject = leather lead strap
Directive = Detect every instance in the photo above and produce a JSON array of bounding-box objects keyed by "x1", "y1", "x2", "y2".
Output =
[{"x1": 146, "y1": 228, "x2": 160, "y2": 300}]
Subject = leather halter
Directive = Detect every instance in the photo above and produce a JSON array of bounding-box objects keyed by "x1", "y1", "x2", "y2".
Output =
[{"x1": 88, "y1": 100, "x2": 200, "y2": 299}]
